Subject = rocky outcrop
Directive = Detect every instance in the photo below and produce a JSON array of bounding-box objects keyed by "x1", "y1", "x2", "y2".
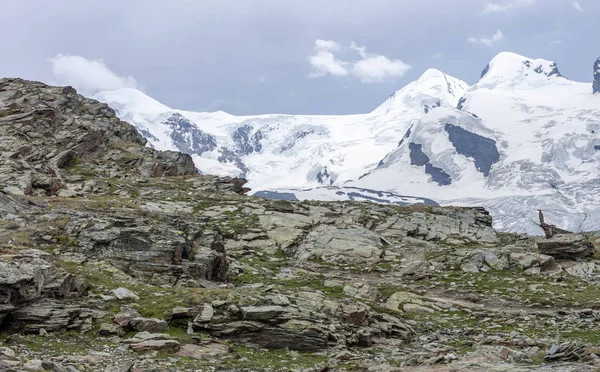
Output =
[
  {"x1": 0, "y1": 249, "x2": 88, "y2": 330},
  {"x1": 594, "y1": 57, "x2": 600, "y2": 94},
  {"x1": 65, "y1": 211, "x2": 229, "y2": 284},
  {"x1": 0, "y1": 78, "x2": 197, "y2": 197},
  {"x1": 537, "y1": 234, "x2": 595, "y2": 259},
  {"x1": 188, "y1": 292, "x2": 414, "y2": 351}
]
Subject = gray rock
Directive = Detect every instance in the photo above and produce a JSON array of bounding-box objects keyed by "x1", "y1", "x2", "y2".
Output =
[
  {"x1": 175, "y1": 343, "x2": 229, "y2": 359},
  {"x1": 192, "y1": 304, "x2": 214, "y2": 324},
  {"x1": 292, "y1": 225, "x2": 383, "y2": 264},
  {"x1": 537, "y1": 234, "x2": 595, "y2": 259},
  {"x1": 461, "y1": 250, "x2": 508, "y2": 273},
  {"x1": 241, "y1": 306, "x2": 285, "y2": 321},
  {"x1": 129, "y1": 339, "x2": 180, "y2": 352},
  {"x1": 509, "y1": 252, "x2": 555, "y2": 272},
  {"x1": 269, "y1": 295, "x2": 291, "y2": 306},
  {"x1": 129, "y1": 317, "x2": 168, "y2": 332},
  {"x1": 110, "y1": 287, "x2": 139, "y2": 301},
  {"x1": 8, "y1": 299, "x2": 92, "y2": 334},
  {"x1": 403, "y1": 303, "x2": 435, "y2": 315},
  {"x1": 99, "y1": 323, "x2": 125, "y2": 337}
]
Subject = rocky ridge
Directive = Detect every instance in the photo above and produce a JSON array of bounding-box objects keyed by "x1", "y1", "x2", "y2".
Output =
[
  {"x1": 1, "y1": 78, "x2": 600, "y2": 371},
  {"x1": 594, "y1": 57, "x2": 600, "y2": 95}
]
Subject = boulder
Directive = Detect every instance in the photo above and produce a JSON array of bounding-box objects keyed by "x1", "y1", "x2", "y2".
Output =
[
  {"x1": 110, "y1": 288, "x2": 139, "y2": 301},
  {"x1": 509, "y1": 253, "x2": 556, "y2": 273},
  {"x1": 99, "y1": 323, "x2": 125, "y2": 337},
  {"x1": 129, "y1": 317, "x2": 168, "y2": 332},
  {"x1": 537, "y1": 234, "x2": 595, "y2": 259},
  {"x1": 461, "y1": 250, "x2": 509, "y2": 273},
  {"x1": 192, "y1": 303, "x2": 214, "y2": 324}
]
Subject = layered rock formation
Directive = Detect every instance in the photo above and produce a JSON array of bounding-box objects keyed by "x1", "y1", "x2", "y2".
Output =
[
  {"x1": 1, "y1": 79, "x2": 600, "y2": 371},
  {"x1": 0, "y1": 78, "x2": 196, "y2": 197}
]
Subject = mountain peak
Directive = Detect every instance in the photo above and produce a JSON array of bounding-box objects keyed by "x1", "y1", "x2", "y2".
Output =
[
  {"x1": 93, "y1": 88, "x2": 172, "y2": 118},
  {"x1": 372, "y1": 69, "x2": 468, "y2": 115},
  {"x1": 417, "y1": 68, "x2": 447, "y2": 82},
  {"x1": 478, "y1": 52, "x2": 563, "y2": 89}
]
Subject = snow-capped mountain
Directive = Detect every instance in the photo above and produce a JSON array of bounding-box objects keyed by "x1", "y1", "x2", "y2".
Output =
[
  {"x1": 353, "y1": 52, "x2": 600, "y2": 234},
  {"x1": 93, "y1": 52, "x2": 600, "y2": 235},
  {"x1": 94, "y1": 68, "x2": 468, "y2": 191}
]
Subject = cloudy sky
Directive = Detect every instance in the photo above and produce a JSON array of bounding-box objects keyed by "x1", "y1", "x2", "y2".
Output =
[{"x1": 1, "y1": 0, "x2": 597, "y2": 114}]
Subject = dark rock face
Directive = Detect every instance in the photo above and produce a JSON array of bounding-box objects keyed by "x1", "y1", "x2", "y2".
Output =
[
  {"x1": 423, "y1": 100, "x2": 441, "y2": 114},
  {"x1": 594, "y1": 57, "x2": 600, "y2": 94},
  {"x1": 397, "y1": 125, "x2": 412, "y2": 147},
  {"x1": 457, "y1": 97, "x2": 467, "y2": 110},
  {"x1": 444, "y1": 124, "x2": 500, "y2": 176},
  {"x1": 480, "y1": 64, "x2": 490, "y2": 79},
  {"x1": 316, "y1": 166, "x2": 334, "y2": 185},
  {"x1": 164, "y1": 113, "x2": 217, "y2": 156},
  {"x1": 281, "y1": 130, "x2": 314, "y2": 152},
  {"x1": 409, "y1": 143, "x2": 452, "y2": 186},
  {"x1": 523, "y1": 60, "x2": 562, "y2": 78},
  {"x1": 232, "y1": 124, "x2": 263, "y2": 155},
  {"x1": 217, "y1": 148, "x2": 249, "y2": 178}
]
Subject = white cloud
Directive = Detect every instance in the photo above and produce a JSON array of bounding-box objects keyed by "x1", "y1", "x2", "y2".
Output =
[
  {"x1": 351, "y1": 55, "x2": 412, "y2": 83},
  {"x1": 308, "y1": 40, "x2": 411, "y2": 83},
  {"x1": 482, "y1": 0, "x2": 538, "y2": 14},
  {"x1": 307, "y1": 49, "x2": 349, "y2": 78},
  {"x1": 571, "y1": 1, "x2": 583, "y2": 11},
  {"x1": 549, "y1": 40, "x2": 564, "y2": 46},
  {"x1": 48, "y1": 54, "x2": 139, "y2": 96},
  {"x1": 468, "y1": 30, "x2": 505, "y2": 47},
  {"x1": 432, "y1": 53, "x2": 444, "y2": 60}
]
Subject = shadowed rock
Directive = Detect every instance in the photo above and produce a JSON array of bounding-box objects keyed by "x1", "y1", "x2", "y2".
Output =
[
  {"x1": 594, "y1": 57, "x2": 600, "y2": 94},
  {"x1": 537, "y1": 234, "x2": 595, "y2": 259}
]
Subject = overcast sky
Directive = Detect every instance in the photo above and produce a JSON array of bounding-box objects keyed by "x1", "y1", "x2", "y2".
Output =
[{"x1": 1, "y1": 0, "x2": 597, "y2": 115}]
